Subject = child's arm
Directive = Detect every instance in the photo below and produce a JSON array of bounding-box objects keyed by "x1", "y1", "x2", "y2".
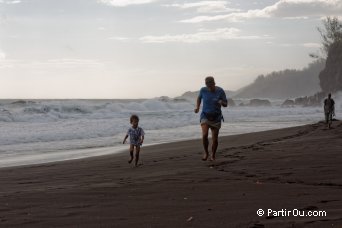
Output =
[
  {"x1": 123, "y1": 134, "x2": 128, "y2": 144},
  {"x1": 140, "y1": 135, "x2": 144, "y2": 145}
]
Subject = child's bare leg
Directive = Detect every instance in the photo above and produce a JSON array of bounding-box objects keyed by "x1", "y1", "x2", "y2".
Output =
[
  {"x1": 135, "y1": 146, "x2": 140, "y2": 167},
  {"x1": 128, "y1": 145, "x2": 134, "y2": 163}
]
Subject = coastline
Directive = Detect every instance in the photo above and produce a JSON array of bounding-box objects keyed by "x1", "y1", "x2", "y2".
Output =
[
  {"x1": 0, "y1": 121, "x2": 341, "y2": 227},
  {"x1": 0, "y1": 120, "x2": 319, "y2": 169}
]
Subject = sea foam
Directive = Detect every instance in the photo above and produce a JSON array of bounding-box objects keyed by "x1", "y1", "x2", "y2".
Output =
[{"x1": 0, "y1": 98, "x2": 338, "y2": 167}]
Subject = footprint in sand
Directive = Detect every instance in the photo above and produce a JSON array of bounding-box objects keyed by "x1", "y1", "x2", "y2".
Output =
[
  {"x1": 319, "y1": 199, "x2": 340, "y2": 204},
  {"x1": 249, "y1": 223, "x2": 265, "y2": 228}
]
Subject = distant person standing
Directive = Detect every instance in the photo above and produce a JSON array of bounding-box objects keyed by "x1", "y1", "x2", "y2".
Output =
[
  {"x1": 194, "y1": 76, "x2": 228, "y2": 161},
  {"x1": 324, "y1": 93, "x2": 335, "y2": 129},
  {"x1": 123, "y1": 114, "x2": 145, "y2": 167}
]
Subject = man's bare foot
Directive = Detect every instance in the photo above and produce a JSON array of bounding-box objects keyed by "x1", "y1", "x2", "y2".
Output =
[
  {"x1": 210, "y1": 155, "x2": 215, "y2": 161},
  {"x1": 128, "y1": 157, "x2": 133, "y2": 164},
  {"x1": 134, "y1": 163, "x2": 142, "y2": 167},
  {"x1": 202, "y1": 153, "x2": 209, "y2": 161}
]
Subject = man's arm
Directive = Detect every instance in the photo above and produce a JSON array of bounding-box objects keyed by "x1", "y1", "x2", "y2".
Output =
[
  {"x1": 219, "y1": 99, "x2": 228, "y2": 107},
  {"x1": 219, "y1": 90, "x2": 228, "y2": 107},
  {"x1": 194, "y1": 97, "x2": 201, "y2": 113}
]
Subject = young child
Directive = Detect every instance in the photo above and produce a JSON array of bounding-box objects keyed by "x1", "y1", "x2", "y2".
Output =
[{"x1": 123, "y1": 114, "x2": 145, "y2": 167}]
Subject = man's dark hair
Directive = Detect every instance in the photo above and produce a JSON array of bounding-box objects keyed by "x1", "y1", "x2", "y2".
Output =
[{"x1": 205, "y1": 76, "x2": 215, "y2": 85}]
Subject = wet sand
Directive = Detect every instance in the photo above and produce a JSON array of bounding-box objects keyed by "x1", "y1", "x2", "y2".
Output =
[{"x1": 0, "y1": 121, "x2": 341, "y2": 227}]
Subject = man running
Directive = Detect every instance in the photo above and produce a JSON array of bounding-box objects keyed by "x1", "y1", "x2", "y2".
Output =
[{"x1": 194, "y1": 76, "x2": 228, "y2": 161}]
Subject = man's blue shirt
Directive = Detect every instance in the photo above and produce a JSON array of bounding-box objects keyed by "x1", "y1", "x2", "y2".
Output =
[{"x1": 198, "y1": 86, "x2": 227, "y2": 121}]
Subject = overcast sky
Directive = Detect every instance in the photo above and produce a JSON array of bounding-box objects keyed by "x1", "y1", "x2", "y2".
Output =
[{"x1": 0, "y1": 0, "x2": 342, "y2": 99}]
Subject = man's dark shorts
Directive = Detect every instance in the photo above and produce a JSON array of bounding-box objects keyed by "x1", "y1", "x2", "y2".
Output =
[{"x1": 200, "y1": 118, "x2": 221, "y2": 129}]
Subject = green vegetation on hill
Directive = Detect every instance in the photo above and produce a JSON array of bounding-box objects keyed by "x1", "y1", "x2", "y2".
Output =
[
  {"x1": 234, "y1": 59, "x2": 325, "y2": 99},
  {"x1": 319, "y1": 41, "x2": 342, "y2": 93},
  {"x1": 317, "y1": 17, "x2": 342, "y2": 94}
]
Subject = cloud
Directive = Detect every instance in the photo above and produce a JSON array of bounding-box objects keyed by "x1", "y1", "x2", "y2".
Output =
[
  {"x1": 108, "y1": 36, "x2": 131, "y2": 41},
  {"x1": 0, "y1": 50, "x2": 6, "y2": 60},
  {"x1": 140, "y1": 28, "x2": 270, "y2": 43},
  {"x1": 0, "y1": 51, "x2": 11, "y2": 69},
  {"x1": 0, "y1": 59, "x2": 105, "y2": 70},
  {"x1": 268, "y1": 42, "x2": 321, "y2": 48},
  {"x1": 180, "y1": 13, "x2": 249, "y2": 23},
  {"x1": 302, "y1": 42, "x2": 321, "y2": 48},
  {"x1": 98, "y1": 0, "x2": 158, "y2": 7},
  {"x1": 164, "y1": 1, "x2": 241, "y2": 13},
  {"x1": 264, "y1": 0, "x2": 342, "y2": 18},
  {"x1": 181, "y1": 0, "x2": 342, "y2": 23},
  {"x1": 44, "y1": 59, "x2": 104, "y2": 66},
  {"x1": 0, "y1": 0, "x2": 21, "y2": 4}
]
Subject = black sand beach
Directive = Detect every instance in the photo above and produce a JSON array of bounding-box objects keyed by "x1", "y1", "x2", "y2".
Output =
[{"x1": 0, "y1": 121, "x2": 341, "y2": 227}]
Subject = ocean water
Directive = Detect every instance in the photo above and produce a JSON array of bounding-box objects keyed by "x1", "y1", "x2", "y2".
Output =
[{"x1": 0, "y1": 98, "x2": 339, "y2": 168}]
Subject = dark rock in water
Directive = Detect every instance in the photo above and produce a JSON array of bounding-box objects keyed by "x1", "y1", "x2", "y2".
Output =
[
  {"x1": 295, "y1": 96, "x2": 308, "y2": 106},
  {"x1": 158, "y1": 96, "x2": 171, "y2": 102},
  {"x1": 307, "y1": 92, "x2": 325, "y2": 106},
  {"x1": 282, "y1": 99, "x2": 295, "y2": 107},
  {"x1": 294, "y1": 92, "x2": 326, "y2": 107},
  {"x1": 248, "y1": 99, "x2": 271, "y2": 107},
  {"x1": 10, "y1": 100, "x2": 36, "y2": 105},
  {"x1": 239, "y1": 103, "x2": 245, "y2": 107},
  {"x1": 173, "y1": 98, "x2": 187, "y2": 102},
  {"x1": 319, "y1": 41, "x2": 342, "y2": 93},
  {"x1": 11, "y1": 100, "x2": 27, "y2": 105},
  {"x1": 158, "y1": 96, "x2": 187, "y2": 102}
]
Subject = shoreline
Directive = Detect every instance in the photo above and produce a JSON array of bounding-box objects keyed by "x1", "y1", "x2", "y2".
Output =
[
  {"x1": 0, "y1": 121, "x2": 341, "y2": 227},
  {"x1": 0, "y1": 121, "x2": 319, "y2": 169}
]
